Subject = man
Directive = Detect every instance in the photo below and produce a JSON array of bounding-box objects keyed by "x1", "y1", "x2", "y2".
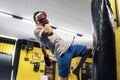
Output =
[{"x1": 33, "y1": 11, "x2": 92, "y2": 80}]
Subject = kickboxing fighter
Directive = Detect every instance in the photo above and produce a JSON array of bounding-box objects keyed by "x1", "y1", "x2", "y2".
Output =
[{"x1": 33, "y1": 11, "x2": 92, "y2": 80}]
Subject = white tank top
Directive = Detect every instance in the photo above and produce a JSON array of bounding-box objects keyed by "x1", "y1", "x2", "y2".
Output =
[{"x1": 34, "y1": 28, "x2": 71, "y2": 58}]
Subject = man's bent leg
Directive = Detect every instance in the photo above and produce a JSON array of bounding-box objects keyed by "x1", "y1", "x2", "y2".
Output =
[{"x1": 72, "y1": 45, "x2": 92, "y2": 79}]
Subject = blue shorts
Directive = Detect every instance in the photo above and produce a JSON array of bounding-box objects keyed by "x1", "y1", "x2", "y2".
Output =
[{"x1": 58, "y1": 44, "x2": 87, "y2": 77}]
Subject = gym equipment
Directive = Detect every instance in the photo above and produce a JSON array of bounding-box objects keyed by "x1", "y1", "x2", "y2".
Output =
[
  {"x1": 24, "y1": 40, "x2": 34, "y2": 61},
  {"x1": 81, "y1": 62, "x2": 92, "y2": 80},
  {"x1": 30, "y1": 52, "x2": 41, "y2": 72},
  {"x1": 0, "y1": 52, "x2": 12, "y2": 80},
  {"x1": 33, "y1": 62, "x2": 40, "y2": 72},
  {"x1": 91, "y1": 0, "x2": 116, "y2": 80}
]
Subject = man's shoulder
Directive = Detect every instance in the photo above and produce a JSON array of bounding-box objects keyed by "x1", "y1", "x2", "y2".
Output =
[{"x1": 34, "y1": 28, "x2": 43, "y2": 34}]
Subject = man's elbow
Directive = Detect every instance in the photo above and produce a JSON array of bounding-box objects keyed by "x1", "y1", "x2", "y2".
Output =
[{"x1": 48, "y1": 32, "x2": 53, "y2": 36}]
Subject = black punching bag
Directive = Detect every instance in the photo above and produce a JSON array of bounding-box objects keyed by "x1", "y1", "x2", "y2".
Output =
[
  {"x1": 91, "y1": 0, "x2": 116, "y2": 80},
  {"x1": 0, "y1": 53, "x2": 12, "y2": 80}
]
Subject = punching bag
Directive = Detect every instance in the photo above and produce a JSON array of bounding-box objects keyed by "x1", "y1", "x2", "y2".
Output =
[
  {"x1": 0, "y1": 52, "x2": 12, "y2": 80},
  {"x1": 91, "y1": 0, "x2": 116, "y2": 80}
]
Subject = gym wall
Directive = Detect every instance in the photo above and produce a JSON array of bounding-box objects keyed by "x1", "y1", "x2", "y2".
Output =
[
  {"x1": 0, "y1": 37, "x2": 16, "y2": 80},
  {"x1": 115, "y1": 27, "x2": 120, "y2": 80},
  {"x1": 14, "y1": 39, "x2": 59, "y2": 80},
  {"x1": 16, "y1": 46, "x2": 46, "y2": 80},
  {"x1": 110, "y1": 0, "x2": 120, "y2": 80},
  {"x1": 0, "y1": 37, "x2": 16, "y2": 54}
]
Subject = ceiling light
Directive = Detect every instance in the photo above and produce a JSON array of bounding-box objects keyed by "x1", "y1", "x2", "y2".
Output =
[
  {"x1": 0, "y1": 34, "x2": 17, "y2": 40},
  {"x1": 0, "y1": 12, "x2": 12, "y2": 18}
]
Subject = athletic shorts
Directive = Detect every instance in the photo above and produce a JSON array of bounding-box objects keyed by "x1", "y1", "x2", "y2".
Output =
[{"x1": 58, "y1": 44, "x2": 87, "y2": 77}]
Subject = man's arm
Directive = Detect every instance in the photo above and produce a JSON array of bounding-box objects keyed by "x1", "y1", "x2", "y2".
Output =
[
  {"x1": 41, "y1": 46, "x2": 52, "y2": 67},
  {"x1": 41, "y1": 46, "x2": 48, "y2": 56},
  {"x1": 41, "y1": 24, "x2": 53, "y2": 36}
]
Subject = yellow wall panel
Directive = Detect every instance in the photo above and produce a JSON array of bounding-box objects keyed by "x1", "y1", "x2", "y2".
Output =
[
  {"x1": 0, "y1": 42, "x2": 15, "y2": 54},
  {"x1": 115, "y1": 27, "x2": 120, "y2": 80},
  {"x1": 0, "y1": 42, "x2": 3, "y2": 51},
  {"x1": 110, "y1": 0, "x2": 118, "y2": 28},
  {"x1": 110, "y1": 0, "x2": 117, "y2": 18},
  {"x1": 55, "y1": 63, "x2": 60, "y2": 80},
  {"x1": 110, "y1": 0, "x2": 120, "y2": 80},
  {"x1": 118, "y1": 0, "x2": 120, "y2": 19},
  {"x1": 16, "y1": 47, "x2": 50, "y2": 80}
]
